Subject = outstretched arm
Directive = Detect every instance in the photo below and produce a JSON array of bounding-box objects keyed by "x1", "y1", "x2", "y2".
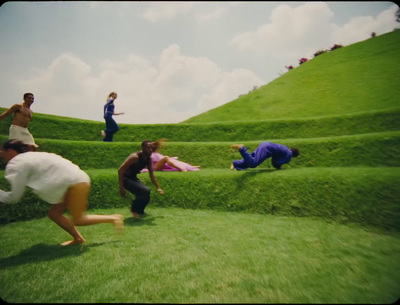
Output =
[
  {"x1": 0, "y1": 161, "x2": 28, "y2": 204},
  {"x1": 0, "y1": 104, "x2": 19, "y2": 121}
]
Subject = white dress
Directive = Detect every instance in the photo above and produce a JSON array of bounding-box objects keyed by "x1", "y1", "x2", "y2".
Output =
[{"x1": 0, "y1": 152, "x2": 90, "y2": 204}]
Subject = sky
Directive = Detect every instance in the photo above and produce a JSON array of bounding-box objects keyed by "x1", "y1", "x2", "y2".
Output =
[{"x1": 0, "y1": 1, "x2": 398, "y2": 125}]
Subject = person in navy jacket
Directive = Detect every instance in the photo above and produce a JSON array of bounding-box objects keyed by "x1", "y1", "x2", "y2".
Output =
[
  {"x1": 231, "y1": 142, "x2": 299, "y2": 170},
  {"x1": 101, "y1": 92, "x2": 124, "y2": 142}
]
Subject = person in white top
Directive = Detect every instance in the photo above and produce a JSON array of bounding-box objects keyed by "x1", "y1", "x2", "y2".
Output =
[{"x1": 0, "y1": 140, "x2": 124, "y2": 246}]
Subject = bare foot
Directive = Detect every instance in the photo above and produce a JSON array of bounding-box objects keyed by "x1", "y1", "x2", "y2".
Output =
[
  {"x1": 231, "y1": 144, "x2": 244, "y2": 150},
  {"x1": 230, "y1": 163, "x2": 234, "y2": 170},
  {"x1": 61, "y1": 239, "x2": 86, "y2": 246},
  {"x1": 101, "y1": 130, "x2": 106, "y2": 138},
  {"x1": 131, "y1": 211, "x2": 140, "y2": 219},
  {"x1": 112, "y1": 214, "x2": 124, "y2": 232}
]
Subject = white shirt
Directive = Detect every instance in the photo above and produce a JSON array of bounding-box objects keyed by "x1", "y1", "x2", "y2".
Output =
[{"x1": 0, "y1": 152, "x2": 90, "y2": 204}]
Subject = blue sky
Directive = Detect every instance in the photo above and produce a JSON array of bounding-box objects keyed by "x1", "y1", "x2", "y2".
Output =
[{"x1": 0, "y1": 1, "x2": 398, "y2": 124}]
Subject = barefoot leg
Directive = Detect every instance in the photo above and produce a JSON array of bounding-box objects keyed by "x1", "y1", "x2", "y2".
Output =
[
  {"x1": 48, "y1": 202, "x2": 86, "y2": 246},
  {"x1": 65, "y1": 183, "x2": 125, "y2": 239}
]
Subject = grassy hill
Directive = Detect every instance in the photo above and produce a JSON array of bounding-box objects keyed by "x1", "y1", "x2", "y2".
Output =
[
  {"x1": 0, "y1": 30, "x2": 399, "y2": 232},
  {"x1": 183, "y1": 30, "x2": 400, "y2": 123},
  {"x1": 1, "y1": 30, "x2": 400, "y2": 305}
]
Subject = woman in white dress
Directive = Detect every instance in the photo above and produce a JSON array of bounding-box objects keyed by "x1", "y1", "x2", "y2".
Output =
[{"x1": 0, "y1": 140, "x2": 124, "y2": 246}]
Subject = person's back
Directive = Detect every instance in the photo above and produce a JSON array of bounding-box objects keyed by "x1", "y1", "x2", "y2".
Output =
[
  {"x1": 5, "y1": 151, "x2": 89, "y2": 203},
  {"x1": 9, "y1": 151, "x2": 81, "y2": 176},
  {"x1": 268, "y1": 143, "x2": 292, "y2": 169},
  {"x1": 231, "y1": 141, "x2": 298, "y2": 170},
  {"x1": 104, "y1": 99, "x2": 115, "y2": 119}
]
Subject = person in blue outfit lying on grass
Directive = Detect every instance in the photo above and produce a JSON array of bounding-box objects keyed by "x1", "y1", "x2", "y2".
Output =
[{"x1": 230, "y1": 142, "x2": 300, "y2": 170}]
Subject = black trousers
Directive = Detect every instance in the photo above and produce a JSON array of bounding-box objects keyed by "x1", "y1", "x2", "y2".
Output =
[{"x1": 123, "y1": 176, "x2": 150, "y2": 214}]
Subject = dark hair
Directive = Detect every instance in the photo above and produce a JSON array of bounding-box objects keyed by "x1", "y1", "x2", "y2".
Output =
[
  {"x1": 23, "y1": 93, "x2": 34, "y2": 99},
  {"x1": 2, "y1": 140, "x2": 30, "y2": 154},
  {"x1": 291, "y1": 147, "x2": 300, "y2": 157},
  {"x1": 141, "y1": 140, "x2": 152, "y2": 148}
]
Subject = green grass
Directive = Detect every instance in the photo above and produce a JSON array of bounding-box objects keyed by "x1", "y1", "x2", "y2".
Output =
[
  {"x1": 2, "y1": 167, "x2": 399, "y2": 232},
  {"x1": 184, "y1": 31, "x2": 400, "y2": 123},
  {"x1": 2, "y1": 131, "x2": 400, "y2": 170},
  {"x1": 1, "y1": 207, "x2": 399, "y2": 303},
  {"x1": 2, "y1": 107, "x2": 399, "y2": 142}
]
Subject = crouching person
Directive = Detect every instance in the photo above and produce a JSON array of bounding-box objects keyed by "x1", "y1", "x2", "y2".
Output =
[
  {"x1": 0, "y1": 140, "x2": 124, "y2": 246},
  {"x1": 118, "y1": 140, "x2": 164, "y2": 218}
]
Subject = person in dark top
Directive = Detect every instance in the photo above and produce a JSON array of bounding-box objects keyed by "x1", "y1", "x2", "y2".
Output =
[
  {"x1": 118, "y1": 140, "x2": 164, "y2": 218},
  {"x1": 230, "y1": 142, "x2": 300, "y2": 170},
  {"x1": 101, "y1": 92, "x2": 124, "y2": 142}
]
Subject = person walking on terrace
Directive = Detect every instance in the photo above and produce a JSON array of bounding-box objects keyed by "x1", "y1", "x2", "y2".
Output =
[
  {"x1": 230, "y1": 142, "x2": 300, "y2": 170},
  {"x1": 101, "y1": 92, "x2": 124, "y2": 142},
  {"x1": 118, "y1": 140, "x2": 164, "y2": 219},
  {"x1": 0, "y1": 93, "x2": 38, "y2": 150},
  {"x1": 0, "y1": 140, "x2": 124, "y2": 246}
]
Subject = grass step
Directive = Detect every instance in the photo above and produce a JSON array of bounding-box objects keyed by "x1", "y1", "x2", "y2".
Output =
[
  {"x1": 2, "y1": 131, "x2": 399, "y2": 170},
  {"x1": 1, "y1": 107, "x2": 399, "y2": 142},
  {"x1": 1, "y1": 167, "x2": 399, "y2": 232}
]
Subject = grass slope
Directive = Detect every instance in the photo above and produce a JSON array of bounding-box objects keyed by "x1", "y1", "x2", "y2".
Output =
[{"x1": 184, "y1": 30, "x2": 400, "y2": 123}]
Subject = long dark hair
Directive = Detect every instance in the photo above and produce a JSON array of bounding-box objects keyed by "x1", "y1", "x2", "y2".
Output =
[{"x1": 2, "y1": 140, "x2": 30, "y2": 154}]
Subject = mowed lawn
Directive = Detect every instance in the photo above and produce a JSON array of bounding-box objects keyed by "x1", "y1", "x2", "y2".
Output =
[{"x1": 1, "y1": 206, "x2": 399, "y2": 303}]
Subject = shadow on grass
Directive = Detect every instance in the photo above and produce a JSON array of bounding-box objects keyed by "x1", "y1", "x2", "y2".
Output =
[
  {"x1": 232, "y1": 168, "x2": 275, "y2": 187},
  {"x1": 0, "y1": 240, "x2": 119, "y2": 269},
  {"x1": 124, "y1": 214, "x2": 164, "y2": 227}
]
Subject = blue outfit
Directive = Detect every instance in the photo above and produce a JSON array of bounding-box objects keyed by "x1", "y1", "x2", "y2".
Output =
[
  {"x1": 103, "y1": 99, "x2": 119, "y2": 142},
  {"x1": 232, "y1": 142, "x2": 292, "y2": 170}
]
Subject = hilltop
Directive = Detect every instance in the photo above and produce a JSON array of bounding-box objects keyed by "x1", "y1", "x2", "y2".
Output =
[{"x1": 183, "y1": 30, "x2": 400, "y2": 123}]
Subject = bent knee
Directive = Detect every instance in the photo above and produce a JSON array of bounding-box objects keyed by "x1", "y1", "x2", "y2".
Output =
[
  {"x1": 47, "y1": 210, "x2": 57, "y2": 220},
  {"x1": 71, "y1": 216, "x2": 86, "y2": 226},
  {"x1": 139, "y1": 187, "x2": 151, "y2": 197}
]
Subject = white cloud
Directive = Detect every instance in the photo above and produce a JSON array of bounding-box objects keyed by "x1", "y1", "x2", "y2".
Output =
[
  {"x1": 229, "y1": 2, "x2": 398, "y2": 61},
  {"x1": 197, "y1": 69, "x2": 264, "y2": 113},
  {"x1": 195, "y1": 6, "x2": 229, "y2": 23},
  {"x1": 17, "y1": 46, "x2": 264, "y2": 124},
  {"x1": 229, "y1": 2, "x2": 335, "y2": 59},
  {"x1": 331, "y1": 4, "x2": 399, "y2": 45},
  {"x1": 142, "y1": 2, "x2": 196, "y2": 23}
]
